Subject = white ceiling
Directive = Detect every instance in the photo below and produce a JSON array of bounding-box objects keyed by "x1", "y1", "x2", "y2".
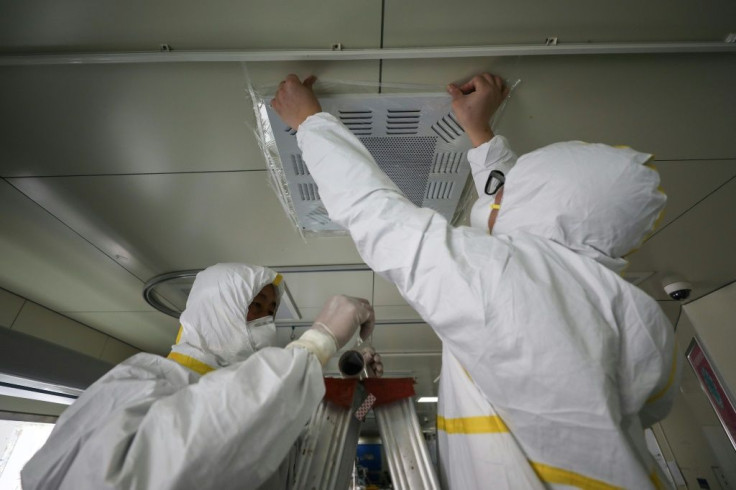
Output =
[{"x1": 0, "y1": 2, "x2": 734, "y2": 415}]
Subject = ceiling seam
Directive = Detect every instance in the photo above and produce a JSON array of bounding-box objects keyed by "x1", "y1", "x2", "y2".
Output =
[
  {"x1": 12, "y1": 295, "x2": 143, "y2": 352},
  {"x1": 652, "y1": 158, "x2": 736, "y2": 162},
  {"x1": 674, "y1": 304, "x2": 683, "y2": 331},
  {"x1": 683, "y1": 278, "x2": 736, "y2": 306},
  {"x1": 1, "y1": 177, "x2": 148, "y2": 287},
  {"x1": 644, "y1": 173, "x2": 736, "y2": 241},
  {"x1": 4, "y1": 161, "x2": 733, "y2": 179},
  {"x1": 9, "y1": 300, "x2": 27, "y2": 330},
  {"x1": 98, "y1": 336, "x2": 110, "y2": 360},
  {"x1": 377, "y1": 0, "x2": 385, "y2": 94},
  {"x1": 4, "y1": 169, "x2": 269, "y2": 179}
]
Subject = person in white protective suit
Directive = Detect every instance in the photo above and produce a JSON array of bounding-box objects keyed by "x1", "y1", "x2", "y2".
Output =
[
  {"x1": 272, "y1": 74, "x2": 681, "y2": 489},
  {"x1": 22, "y1": 262, "x2": 382, "y2": 490}
]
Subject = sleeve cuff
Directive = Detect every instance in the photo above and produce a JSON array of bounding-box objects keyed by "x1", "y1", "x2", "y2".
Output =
[
  {"x1": 286, "y1": 329, "x2": 338, "y2": 366},
  {"x1": 467, "y1": 135, "x2": 516, "y2": 174}
]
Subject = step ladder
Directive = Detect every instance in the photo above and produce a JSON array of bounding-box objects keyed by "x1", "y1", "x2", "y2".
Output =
[{"x1": 294, "y1": 377, "x2": 440, "y2": 490}]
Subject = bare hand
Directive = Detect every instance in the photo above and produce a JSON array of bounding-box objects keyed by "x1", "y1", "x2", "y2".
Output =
[
  {"x1": 271, "y1": 74, "x2": 323, "y2": 130},
  {"x1": 447, "y1": 73, "x2": 509, "y2": 147}
]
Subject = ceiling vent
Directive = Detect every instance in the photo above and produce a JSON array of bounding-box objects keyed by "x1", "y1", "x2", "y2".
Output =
[{"x1": 264, "y1": 94, "x2": 473, "y2": 233}]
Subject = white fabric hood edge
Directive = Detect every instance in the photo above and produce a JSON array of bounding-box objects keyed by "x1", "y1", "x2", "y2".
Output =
[
  {"x1": 171, "y1": 263, "x2": 282, "y2": 370},
  {"x1": 489, "y1": 141, "x2": 666, "y2": 272}
]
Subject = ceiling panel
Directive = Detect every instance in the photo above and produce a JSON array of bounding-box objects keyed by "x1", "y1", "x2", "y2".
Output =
[
  {"x1": 384, "y1": 0, "x2": 736, "y2": 46},
  {"x1": 8, "y1": 172, "x2": 364, "y2": 281},
  {"x1": 0, "y1": 0, "x2": 382, "y2": 52},
  {"x1": 382, "y1": 54, "x2": 736, "y2": 160},
  {"x1": 69, "y1": 311, "x2": 179, "y2": 355},
  {"x1": 281, "y1": 271, "x2": 374, "y2": 320},
  {"x1": 657, "y1": 301, "x2": 682, "y2": 327},
  {"x1": 0, "y1": 288, "x2": 25, "y2": 328},
  {"x1": 654, "y1": 160, "x2": 736, "y2": 229},
  {"x1": 100, "y1": 338, "x2": 142, "y2": 365},
  {"x1": 628, "y1": 176, "x2": 736, "y2": 301},
  {"x1": 12, "y1": 302, "x2": 107, "y2": 357},
  {"x1": 0, "y1": 61, "x2": 379, "y2": 177},
  {"x1": 373, "y1": 274, "x2": 422, "y2": 320},
  {"x1": 0, "y1": 180, "x2": 152, "y2": 313},
  {"x1": 371, "y1": 323, "x2": 441, "y2": 353}
]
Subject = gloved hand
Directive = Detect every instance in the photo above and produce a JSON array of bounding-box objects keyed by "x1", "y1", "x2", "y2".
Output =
[
  {"x1": 362, "y1": 346, "x2": 384, "y2": 378},
  {"x1": 287, "y1": 295, "x2": 375, "y2": 366},
  {"x1": 271, "y1": 74, "x2": 323, "y2": 130},
  {"x1": 446, "y1": 73, "x2": 508, "y2": 148},
  {"x1": 313, "y1": 295, "x2": 375, "y2": 349}
]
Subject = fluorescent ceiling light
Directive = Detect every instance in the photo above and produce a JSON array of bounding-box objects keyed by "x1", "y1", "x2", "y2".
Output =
[{"x1": 418, "y1": 397, "x2": 438, "y2": 403}]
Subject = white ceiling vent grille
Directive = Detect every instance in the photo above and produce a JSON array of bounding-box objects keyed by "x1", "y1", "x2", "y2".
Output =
[{"x1": 265, "y1": 94, "x2": 473, "y2": 232}]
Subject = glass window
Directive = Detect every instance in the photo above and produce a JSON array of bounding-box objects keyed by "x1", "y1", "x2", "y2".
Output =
[{"x1": 0, "y1": 419, "x2": 55, "y2": 490}]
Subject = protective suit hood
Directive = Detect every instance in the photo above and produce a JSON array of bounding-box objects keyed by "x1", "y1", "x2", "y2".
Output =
[
  {"x1": 171, "y1": 263, "x2": 283, "y2": 370},
  {"x1": 490, "y1": 141, "x2": 665, "y2": 272}
]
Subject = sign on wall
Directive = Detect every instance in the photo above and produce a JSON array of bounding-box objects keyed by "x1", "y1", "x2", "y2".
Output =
[{"x1": 687, "y1": 338, "x2": 736, "y2": 450}]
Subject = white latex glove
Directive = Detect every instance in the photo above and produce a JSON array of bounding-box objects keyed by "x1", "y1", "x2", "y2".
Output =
[
  {"x1": 287, "y1": 295, "x2": 375, "y2": 365},
  {"x1": 362, "y1": 346, "x2": 384, "y2": 378}
]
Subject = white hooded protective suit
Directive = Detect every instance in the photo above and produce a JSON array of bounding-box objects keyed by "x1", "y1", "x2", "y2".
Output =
[
  {"x1": 21, "y1": 263, "x2": 325, "y2": 490},
  {"x1": 296, "y1": 113, "x2": 680, "y2": 490}
]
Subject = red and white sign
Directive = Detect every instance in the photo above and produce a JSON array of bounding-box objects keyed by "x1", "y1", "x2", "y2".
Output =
[{"x1": 687, "y1": 338, "x2": 736, "y2": 449}]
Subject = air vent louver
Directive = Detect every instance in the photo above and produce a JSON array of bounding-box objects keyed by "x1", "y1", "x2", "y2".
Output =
[
  {"x1": 431, "y1": 114, "x2": 464, "y2": 143},
  {"x1": 291, "y1": 154, "x2": 310, "y2": 176},
  {"x1": 426, "y1": 181, "x2": 455, "y2": 200},
  {"x1": 386, "y1": 109, "x2": 420, "y2": 135},
  {"x1": 432, "y1": 152, "x2": 465, "y2": 174},
  {"x1": 265, "y1": 94, "x2": 473, "y2": 232},
  {"x1": 298, "y1": 183, "x2": 321, "y2": 201},
  {"x1": 340, "y1": 111, "x2": 373, "y2": 136}
]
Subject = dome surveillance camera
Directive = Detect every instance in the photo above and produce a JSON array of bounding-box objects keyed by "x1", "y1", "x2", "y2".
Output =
[{"x1": 662, "y1": 274, "x2": 693, "y2": 301}]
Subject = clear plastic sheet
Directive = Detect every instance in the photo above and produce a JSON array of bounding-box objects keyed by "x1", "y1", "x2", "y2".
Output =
[{"x1": 245, "y1": 67, "x2": 520, "y2": 238}]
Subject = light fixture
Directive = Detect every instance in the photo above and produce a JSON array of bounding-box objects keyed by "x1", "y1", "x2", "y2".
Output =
[
  {"x1": 417, "y1": 397, "x2": 438, "y2": 403},
  {"x1": 143, "y1": 268, "x2": 302, "y2": 320}
]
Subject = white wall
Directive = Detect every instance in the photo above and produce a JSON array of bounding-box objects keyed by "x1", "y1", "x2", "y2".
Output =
[
  {"x1": 655, "y1": 284, "x2": 736, "y2": 490},
  {"x1": 684, "y1": 281, "x2": 736, "y2": 396}
]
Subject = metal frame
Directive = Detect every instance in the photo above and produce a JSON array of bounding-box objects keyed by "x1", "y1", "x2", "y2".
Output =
[
  {"x1": 142, "y1": 264, "x2": 429, "y2": 326},
  {"x1": 375, "y1": 397, "x2": 440, "y2": 489},
  {"x1": 294, "y1": 383, "x2": 366, "y2": 489},
  {"x1": 0, "y1": 374, "x2": 80, "y2": 406},
  {"x1": 142, "y1": 264, "x2": 374, "y2": 318},
  {"x1": 1, "y1": 42, "x2": 735, "y2": 66},
  {"x1": 0, "y1": 410, "x2": 59, "y2": 423}
]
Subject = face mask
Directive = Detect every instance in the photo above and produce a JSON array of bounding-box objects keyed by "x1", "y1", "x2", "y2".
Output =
[{"x1": 246, "y1": 315, "x2": 278, "y2": 352}]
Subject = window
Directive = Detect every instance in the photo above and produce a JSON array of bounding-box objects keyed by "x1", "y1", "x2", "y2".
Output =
[{"x1": 0, "y1": 418, "x2": 55, "y2": 490}]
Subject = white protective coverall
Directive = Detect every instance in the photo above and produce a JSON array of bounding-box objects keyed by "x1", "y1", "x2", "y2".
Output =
[
  {"x1": 297, "y1": 113, "x2": 680, "y2": 490},
  {"x1": 22, "y1": 263, "x2": 325, "y2": 490}
]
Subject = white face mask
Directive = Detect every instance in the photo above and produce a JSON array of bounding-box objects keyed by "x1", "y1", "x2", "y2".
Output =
[{"x1": 246, "y1": 315, "x2": 278, "y2": 352}]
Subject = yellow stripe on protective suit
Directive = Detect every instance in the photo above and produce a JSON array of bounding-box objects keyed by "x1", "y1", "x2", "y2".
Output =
[
  {"x1": 273, "y1": 274, "x2": 283, "y2": 286},
  {"x1": 531, "y1": 462, "x2": 623, "y2": 490},
  {"x1": 175, "y1": 326, "x2": 183, "y2": 344},
  {"x1": 650, "y1": 469, "x2": 664, "y2": 490},
  {"x1": 167, "y1": 352, "x2": 215, "y2": 375},
  {"x1": 437, "y1": 415, "x2": 510, "y2": 434},
  {"x1": 437, "y1": 415, "x2": 627, "y2": 488},
  {"x1": 646, "y1": 341, "x2": 679, "y2": 404}
]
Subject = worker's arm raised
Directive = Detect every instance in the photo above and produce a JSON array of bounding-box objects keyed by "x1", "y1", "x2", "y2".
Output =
[{"x1": 272, "y1": 74, "x2": 511, "y2": 367}]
